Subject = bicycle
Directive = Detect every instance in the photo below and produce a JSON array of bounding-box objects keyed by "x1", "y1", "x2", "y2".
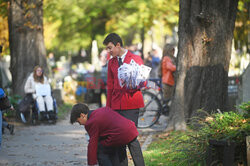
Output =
[{"x1": 138, "y1": 78, "x2": 170, "y2": 128}]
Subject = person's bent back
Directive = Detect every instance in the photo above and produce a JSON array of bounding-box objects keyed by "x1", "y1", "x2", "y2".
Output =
[{"x1": 70, "y1": 104, "x2": 141, "y2": 166}]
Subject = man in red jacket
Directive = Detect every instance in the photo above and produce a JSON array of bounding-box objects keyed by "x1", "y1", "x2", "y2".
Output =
[
  {"x1": 103, "y1": 33, "x2": 145, "y2": 166},
  {"x1": 70, "y1": 103, "x2": 142, "y2": 166}
]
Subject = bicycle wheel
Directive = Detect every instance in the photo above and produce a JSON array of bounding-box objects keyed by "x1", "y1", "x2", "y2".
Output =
[{"x1": 138, "y1": 91, "x2": 162, "y2": 128}]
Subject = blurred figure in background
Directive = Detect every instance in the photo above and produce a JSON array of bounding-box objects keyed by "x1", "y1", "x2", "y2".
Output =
[
  {"x1": 0, "y1": 88, "x2": 4, "y2": 150},
  {"x1": 100, "y1": 49, "x2": 108, "y2": 87},
  {"x1": 24, "y1": 65, "x2": 54, "y2": 120},
  {"x1": 47, "y1": 52, "x2": 56, "y2": 77},
  {"x1": 159, "y1": 44, "x2": 176, "y2": 101},
  {"x1": 99, "y1": 49, "x2": 108, "y2": 107},
  {"x1": 150, "y1": 49, "x2": 160, "y2": 78},
  {"x1": 48, "y1": 53, "x2": 56, "y2": 69},
  {"x1": 144, "y1": 52, "x2": 152, "y2": 68}
]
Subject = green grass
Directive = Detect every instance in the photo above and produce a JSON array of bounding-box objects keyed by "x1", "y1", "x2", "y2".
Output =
[
  {"x1": 143, "y1": 131, "x2": 204, "y2": 166},
  {"x1": 143, "y1": 105, "x2": 249, "y2": 166}
]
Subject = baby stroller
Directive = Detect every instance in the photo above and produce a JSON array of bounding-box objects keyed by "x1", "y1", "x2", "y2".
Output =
[{"x1": 18, "y1": 84, "x2": 58, "y2": 125}]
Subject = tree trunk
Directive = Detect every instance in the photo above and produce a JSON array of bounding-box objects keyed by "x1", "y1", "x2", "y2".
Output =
[
  {"x1": 169, "y1": 0, "x2": 239, "y2": 130},
  {"x1": 8, "y1": 0, "x2": 47, "y2": 96}
]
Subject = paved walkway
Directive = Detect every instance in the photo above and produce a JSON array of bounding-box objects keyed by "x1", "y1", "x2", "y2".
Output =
[
  {"x1": 0, "y1": 117, "x2": 88, "y2": 166},
  {"x1": 0, "y1": 104, "x2": 168, "y2": 166}
]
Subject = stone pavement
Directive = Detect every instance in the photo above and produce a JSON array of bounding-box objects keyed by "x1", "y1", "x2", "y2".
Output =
[
  {"x1": 0, "y1": 118, "x2": 88, "y2": 166},
  {"x1": 0, "y1": 104, "x2": 168, "y2": 166}
]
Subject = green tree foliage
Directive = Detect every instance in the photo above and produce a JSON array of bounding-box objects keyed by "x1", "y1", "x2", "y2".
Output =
[
  {"x1": 234, "y1": 0, "x2": 250, "y2": 51},
  {"x1": 44, "y1": 0, "x2": 135, "y2": 52},
  {"x1": 0, "y1": 16, "x2": 9, "y2": 54},
  {"x1": 0, "y1": 0, "x2": 8, "y2": 17},
  {"x1": 1, "y1": 0, "x2": 249, "y2": 57},
  {"x1": 0, "y1": 1, "x2": 9, "y2": 54},
  {"x1": 106, "y1": 0, "x2": 179, "y2": 46},
  {"x1": 43, "y1": 0, "x2": 179, "y2": 54}
]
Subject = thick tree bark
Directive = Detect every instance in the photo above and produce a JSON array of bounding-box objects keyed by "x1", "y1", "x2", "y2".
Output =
[
  {"x1": 8, "y1": 0, "x2": 47, "y2": 96},
  {"x1": 169, "y1": 0, "x2": 239, "y2": 130}
]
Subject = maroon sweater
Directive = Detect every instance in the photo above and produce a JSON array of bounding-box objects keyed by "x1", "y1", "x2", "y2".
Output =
[{"x1": 85, "y1": 107, "x2": 138, "y2": 165}]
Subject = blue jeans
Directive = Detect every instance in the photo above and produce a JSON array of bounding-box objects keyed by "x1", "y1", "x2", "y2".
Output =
[
  {"x1": 2, "y1": 120, "x2": 8, "y2": 128},
  {"x1": 0, "y1": 111, "x2": 2, "y2": 150}
]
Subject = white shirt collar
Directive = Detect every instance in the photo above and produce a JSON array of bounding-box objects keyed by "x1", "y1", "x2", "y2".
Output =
[{"x1": 117, "y1": 49, "x2": 127, "y2": 62}]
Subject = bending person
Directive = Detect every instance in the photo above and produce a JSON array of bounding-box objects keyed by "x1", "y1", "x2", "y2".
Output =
[
  {"x1": 24, "y1": 65, "x2": 54, "y2": 120},
  {"x1": 70, "y1": 103, "x2": 142, "y2": 166}
]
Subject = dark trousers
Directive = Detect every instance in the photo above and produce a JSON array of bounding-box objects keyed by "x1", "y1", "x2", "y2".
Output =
[
  {"x1": 115, "y1": 109, "x2": 145, "y2": 166},
  {"x1": 97, "y1": 143, "x2": 120, "y2": 166}
]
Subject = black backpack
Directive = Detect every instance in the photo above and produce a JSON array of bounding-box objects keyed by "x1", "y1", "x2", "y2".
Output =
[
  {"x1": 18, "y1": 94, "x2": 34, "y2": 113},
  {"x1": 0, "y1": 95, "x2": 11, "y2": 110}
]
